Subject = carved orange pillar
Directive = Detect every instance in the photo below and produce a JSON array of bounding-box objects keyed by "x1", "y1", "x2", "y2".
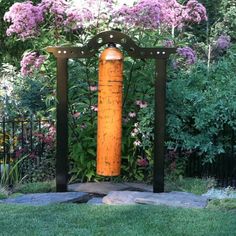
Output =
[{"x1": 96, "y1": 45, "x2": 123, "y2": 176}]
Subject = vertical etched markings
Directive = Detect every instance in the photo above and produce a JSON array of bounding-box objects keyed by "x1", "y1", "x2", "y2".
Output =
[{"x1": 96, "y1": 46, "x2": 123, "y2": 176}]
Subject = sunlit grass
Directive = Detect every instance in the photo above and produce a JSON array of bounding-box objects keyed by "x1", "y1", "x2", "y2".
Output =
[{"x1": 0, "y1": 204, "x2": 236, "y2": 236}]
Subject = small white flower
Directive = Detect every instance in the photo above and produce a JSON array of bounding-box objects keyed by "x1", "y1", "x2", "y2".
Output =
[
  {"x1": 131, "y1": 132, "x2": 136, "y2": 137},
  {"x1": 128, "y1": 112, "x2": 136, "y2": 118},
  {"x1": 133, "y1": 140, "x2": 141, "y2": 146}
]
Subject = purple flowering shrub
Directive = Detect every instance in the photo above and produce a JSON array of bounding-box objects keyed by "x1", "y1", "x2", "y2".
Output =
[
  {"x1": 177, "y1": 46, "x2": 197, "y2": 65},
  {"x1": 20, "y1": 52, "x2": 46, "y2": 76},
  {"x1": 216, "y1": 35, "x2": 231, "y2": 51},
  {"x1": 3, "y1": 2, "x2": 44, "y2": 40},
  {"x1": 115, "y1": 0, "x2": 207, "y2": 30},
  {"x1": 200, "y1": 34, "x2": 232, "y2": 62},
  {"x1": 183, "y1": 0, "x2": 207, "y2": 24},
  {"x1": 4, "y1": 0, "x2": 207, "y2": 38},
  {"x1": 3, "y1": 0, "x2": 208, "y2": 78},
  {"x1": 39, "y1": 0, "x2": 68, "y2": 28}
]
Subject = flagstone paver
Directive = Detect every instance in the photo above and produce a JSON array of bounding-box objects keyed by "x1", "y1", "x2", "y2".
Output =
[
  {"x1": 68, "y1": 182, "x2": 152, "y2": 195},
  {"x1": 103, "y1": 191, "x2": 208, "y2": 208},
  {"x1": 87, "y1": 197, "x2": 104, "y2": 205},
  {"x1": 1, "y1": 192, "x2": 90, "y2": 206}
]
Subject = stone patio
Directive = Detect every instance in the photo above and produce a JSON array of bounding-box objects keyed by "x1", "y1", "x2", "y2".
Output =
[
  {"x1": 68, "y1": 182, "x2": 152, "y2": 195},
  {"x1": 0, "y1": 182, "x2": 210, "y2": 208}
]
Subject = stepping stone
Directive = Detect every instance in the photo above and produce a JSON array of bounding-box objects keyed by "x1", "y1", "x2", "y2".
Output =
[
  {"x1": 135, "y1": 191, "x2": 208, "y2": 208},
  {"x1": 0, "y1": 192, "x2": 90, "y2": 206},
  {"x1": 68, "y1": 182, "x2": 126, "y2": 195},
  {"x1": 68, "y1": 182, "x2": 152, "y2": 195},
  {"x1": 103, "y1": 191, "x2": 208, "y2": 208},
  {"x1": 124, "y1": 183, "x2": 152, "y2": 192},
  {"x1": 87, "y1": 197, "x2": 104, "y2": 205},
  {"x1": 103, "y1": 191, "x2": 153, "y2": 205}
]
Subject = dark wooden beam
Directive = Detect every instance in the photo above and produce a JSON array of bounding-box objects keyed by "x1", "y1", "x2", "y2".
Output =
[
  {"x1": 56, "y1": 58, "x2": 68, "y2": 192},
  {"x1": 153, "y1": 59, "x2": 167, "y2": 193}
]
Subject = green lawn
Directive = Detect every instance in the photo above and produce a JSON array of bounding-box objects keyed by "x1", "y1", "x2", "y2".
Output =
[{"x1": 0, "y1": 204, "x2": 235, "y2": 236}]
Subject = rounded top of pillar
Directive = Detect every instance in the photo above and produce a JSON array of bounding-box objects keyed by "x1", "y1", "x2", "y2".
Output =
[{"x1": 100, "y1": 46, "x2": 123, "y2": 61}]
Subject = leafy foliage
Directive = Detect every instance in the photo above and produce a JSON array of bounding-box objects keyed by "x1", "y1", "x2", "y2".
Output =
[{"x1": 167, "y1": 49, "x2": 236, "y2": 162}]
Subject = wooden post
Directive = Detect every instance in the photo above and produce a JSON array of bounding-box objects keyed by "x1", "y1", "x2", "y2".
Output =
[
  {"x1": 153, "y1": 59, "x2": 167, "y2": 193},
  {"x1": 56, "y1": 58, "x2": 68, "y2": 192}
]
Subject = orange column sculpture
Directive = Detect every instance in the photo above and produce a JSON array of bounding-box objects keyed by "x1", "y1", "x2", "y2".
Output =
[{"x1": 96, "y1": 45, "x2": 123, "y2": 176}]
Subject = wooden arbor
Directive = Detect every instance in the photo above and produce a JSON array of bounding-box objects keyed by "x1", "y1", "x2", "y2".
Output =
[{"x1": 47, "y1": 30, "x2": 176, "y2": 193}]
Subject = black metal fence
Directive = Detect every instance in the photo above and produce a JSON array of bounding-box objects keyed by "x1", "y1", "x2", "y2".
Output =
[
  {"x1": 184, "y1": 128, "x2": 236, "y2": 187},
  {"x1": 185, "y1": 152, "x2": 236, "y2": 187},
  {"x1": 1, "y1": 117, "x2": 235, "y2": 187},
  {"x1": 0, "y1": 117, "x2": 54, "y2": 164}
]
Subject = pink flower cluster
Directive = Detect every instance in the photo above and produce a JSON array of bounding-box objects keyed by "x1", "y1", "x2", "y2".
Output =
[
  {"x1": 128, "y1": 112, "x2": 136, "y2": 118},
  {"x1": 134, "y1": 140, "x2": 141, "y2": 146},
  {"x1": 177, "y1": 46, "x2": 197, "y2": 64},
  {"x1": 162, "y1": 0, "x2": 184, "y2": 28},
  {"x1": 4, "y1": 0, "x2": 117, "y2": 39},
  {"x1": 20, "y1": 52, "x2": 45, "y2": 76},
  {"x1": 216, "y1": 35, "x2": 231, "y2": 50},
  {"x1": 137, "y1": 157, "x2": 149, "y2": 167},
  {"x1": 15, "y1": 147, "x2": 27, "y2": 159},
  {"x1": 34, "y1": 125, "x2": 55, "y2": 145},
  {"x1": 136, "y1": 100, "x2": 148, "y2": 108},
  {"x1": 72, "y1": 112, "x2": 81, "y2": 118},
  {"x1": 183, "y1": 0, "x2": 207, "y2": 24},
  {"x1": 91, "y1": 105, "x2": 98, "y2": 112},
  {"x1": 116, "y1": 0, "x2": 163, "y2": 29},
  {"x1": 4, "y1": 0, "x2": 207, "y2": 39},
  {"x1": 3, "y1": 1, "x2": 44, "y2": 40},
  {"x1": 89, "y1": 85, "x2": 98, "y2": 92},
  {"x1": 39, "y1": 0, "x2": 67, "y2": 14},
  {"x1": 131, "y1": 127, "x2": 140, "y2": 137},
  {"x1": 64, "y1": 7, "x2": 94, "y2": 30},
  {"x1": 39, "y1": 0, "x2": 68, "y2": 27},
  {"x1": 164, "y1": 40, "x2": 174, "y2": 47},
  {"x1": 115, "y1": 0, "x2": 207, "y2": 29},
  {"x1": 70, "y1": 0, "x2": 116, "y2": 30}
]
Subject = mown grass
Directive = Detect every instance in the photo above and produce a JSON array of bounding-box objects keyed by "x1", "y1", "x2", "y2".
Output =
[
  {"x1": 14, "y1": 180, "x2": 56, "y2": 194},
  {"x1": 207, "y1": 198, "x2": 236, "y2": 211},
  {"x1": 0, "y1": 186, "x2": 8, "y2": 199},
  {"x1": 0, "y1": 204, "x2": 235, "y2": 236},
  {"x1": 165, "y1": 177, "x2": 216, "y2": 195},
  {"x1": 0, "y1": 192, "x2": 7, "y2": 199},
  {"x1": 1, "y1": 178, "x2": 235, "y2": 235}
]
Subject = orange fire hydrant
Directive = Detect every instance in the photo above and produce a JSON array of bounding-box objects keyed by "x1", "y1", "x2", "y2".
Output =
[{"x1": 96, "y1": 44, "x2": 123, "y2": 176}]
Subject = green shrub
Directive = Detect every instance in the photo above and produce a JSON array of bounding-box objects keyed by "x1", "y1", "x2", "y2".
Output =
[
  {"x1": 167, "y1": 49, "x2": 236, "y2": 163},
  {"x1": 20, "y1": 154, "x2": 55, "y2": 183}
]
